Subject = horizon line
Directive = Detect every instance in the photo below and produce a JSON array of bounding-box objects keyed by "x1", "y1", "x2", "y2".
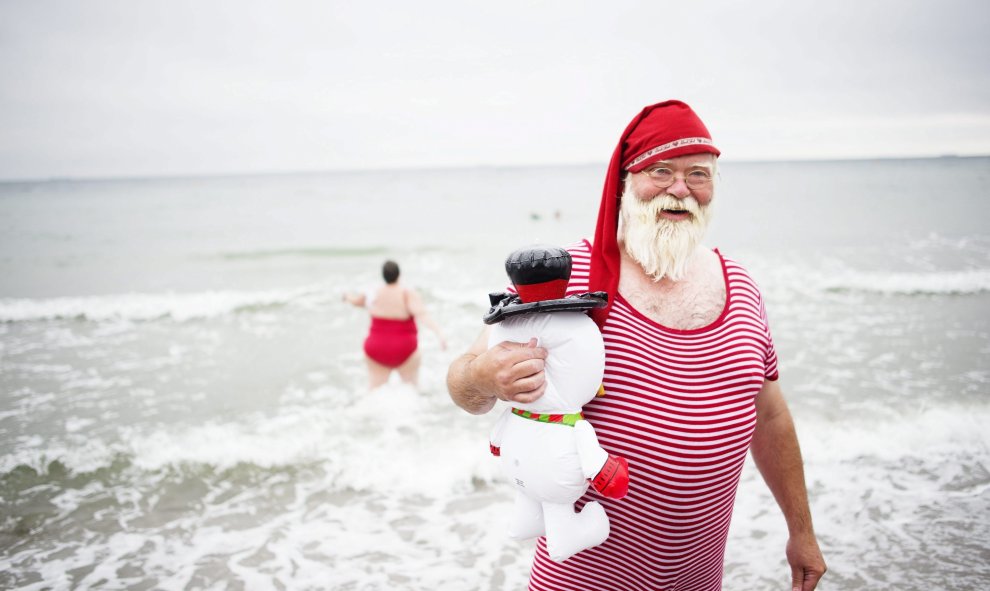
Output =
[{"x1": 1, "y1": 152, "x2": 987, "y2": 185}]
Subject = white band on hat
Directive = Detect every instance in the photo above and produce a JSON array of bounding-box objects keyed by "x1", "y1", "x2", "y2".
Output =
[{"x1": 625, "y1": 137, "x2": 715, "y2": 171}]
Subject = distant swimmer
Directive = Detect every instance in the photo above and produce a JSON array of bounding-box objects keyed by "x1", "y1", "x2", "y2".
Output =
[{"x1": 343, "y1": 260, "x2": 446, "y2": 389}]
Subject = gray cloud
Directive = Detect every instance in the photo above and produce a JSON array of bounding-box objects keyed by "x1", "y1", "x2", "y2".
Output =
[{"x1": 1, "y1": 0, "x2": 987, "y2": 179}]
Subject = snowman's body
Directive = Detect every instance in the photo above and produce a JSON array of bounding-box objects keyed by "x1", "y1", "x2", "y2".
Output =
[{"x1": 488, "y1": 310, "x2": 612, "y2": 562}]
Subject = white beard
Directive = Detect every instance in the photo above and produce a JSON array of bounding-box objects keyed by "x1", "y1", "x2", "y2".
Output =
[{"x1": 617, "y1": 179, "x2": 713, "y2": 282}]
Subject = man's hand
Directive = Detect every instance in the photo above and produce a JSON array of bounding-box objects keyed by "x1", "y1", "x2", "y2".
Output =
[
  {"x1": 787, "y1": 533, "x2": 826, "y2": 590},
  {"x1": 472, "y1": 338, "x2": 548, "y2": 404},
  {"x1": 447, "y1": 328, "x2": 548, "y2": 415}
]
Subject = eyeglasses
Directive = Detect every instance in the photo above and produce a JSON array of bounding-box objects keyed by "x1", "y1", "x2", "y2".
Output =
[{"x1": 640, "y1": 165, "x2": 713, "y2": 190}]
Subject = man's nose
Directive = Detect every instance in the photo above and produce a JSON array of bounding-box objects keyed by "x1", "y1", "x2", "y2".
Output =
[{"x1": 666, "y1": 176, "x2": 692, "y2": 198}]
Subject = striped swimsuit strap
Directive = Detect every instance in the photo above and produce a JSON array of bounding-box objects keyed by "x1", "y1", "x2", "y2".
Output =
[{"x1": 511, "y1": 407, "x2": 584, "y2": 427}]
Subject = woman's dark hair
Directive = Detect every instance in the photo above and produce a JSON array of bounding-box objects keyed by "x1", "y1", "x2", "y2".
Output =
[{"x1": 382, "y1": 260, "x2": 400, "y2": 284}]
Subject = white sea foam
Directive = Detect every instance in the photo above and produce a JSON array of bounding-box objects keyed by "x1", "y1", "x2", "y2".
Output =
[
  {"x1": 5, "y1": 385, "x2": 985, "y2": 497},
  {"x1": 798, "y1": 405, "x2": 990, "y2": 463},
  {"x1": 0, "y1": 434, "x2": 122, "y2": 475},
  {"x1": 2, "y1": 264, "x2": 985, "y2": 326},
  {"x1": 0, "y1": 381, "x2": 527, "y2": 589},
  {"x1": 6, "y1": 397, "x2": 985, "y2": 591},
  {"x1": 3, "y1": 461, "x2": 530, "y2": 591},
  {"x1": 820, "y1": 268, "x2": 990, "y2": 295},
  {"x1": 111, "y1": 383, "x2": 499, "y2": 496},
  {"x1": 725, "y1": 403, "x2": 990, "y2": 590},
  {"x1": 0, "y1": 284, "x2": 487, "y2": 323},
  {"x1": 0, "y1": 288, "x2": 335, "y2": 322}
]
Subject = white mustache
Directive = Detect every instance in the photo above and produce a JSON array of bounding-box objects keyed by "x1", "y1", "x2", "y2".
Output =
[
  {"x1": 650, "y1": 194, "x2": 702, "y2": 215},
  {"x1": 626, "y1": 194, "x2": 703, "y2": 222}
]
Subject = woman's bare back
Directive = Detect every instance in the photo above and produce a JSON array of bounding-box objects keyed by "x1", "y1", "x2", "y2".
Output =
[{"x1": 368, "y1": 283, "x2": 413, "y2": 320}]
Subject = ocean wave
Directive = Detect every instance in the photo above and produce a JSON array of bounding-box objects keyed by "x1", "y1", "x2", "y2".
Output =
[
  {"x1": 0, "y1": 283, "x2": 486, "y2": 323},
  {"x1": 800, "y1": 405, "x2": 990, "y2": 463},
  {"x1": 906, "y1": 233, "x2": 990, "y2": 253},
  {"x1": 123, "y1": 384, "x2": 498, "y2": 495},
  {"x1": 217, "y1": 246, "x2": 389, "y2": 260},
  {"x1": 8, "y1": 266, "x2": 982, "y2": 325},
  {"x1": 213, "y1": 244, "x2": 457, "y2": 261},
  {"x1": 820, "y1": 268, "x2": 990, "y2": 295},
  {"x1": 0, "y1": 288, "x2": 332, "y2": 322},
  {"x1": 0, "y1": 384, "x2": 500, "y2": 497}
]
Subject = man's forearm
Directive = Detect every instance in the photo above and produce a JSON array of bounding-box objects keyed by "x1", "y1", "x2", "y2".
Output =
[
  {"x1": 447, "y1": 353, "x2": 497, "y2": 415},
  {"x1": 751, "y1": 397, "x2": 815, "y2": 536},
  {"x1": 752, "y1": 384, "x2": 827, "y2": 590}
]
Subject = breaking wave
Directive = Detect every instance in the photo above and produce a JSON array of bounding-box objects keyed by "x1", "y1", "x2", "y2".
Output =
[
  {"x1": 0, "y1": 287, "x2": 332, "y2": 322},
  {"x1": 2, "y1": 266, "x2": 986, "y2": 325},
  {"x1": 820, "y1": 268, "x2": 990, "y2": 295}
]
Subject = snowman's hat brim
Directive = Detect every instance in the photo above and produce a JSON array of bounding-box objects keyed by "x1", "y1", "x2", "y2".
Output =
[{"x1": 483, "y1": 291, "x2": 608, "y2": 325}]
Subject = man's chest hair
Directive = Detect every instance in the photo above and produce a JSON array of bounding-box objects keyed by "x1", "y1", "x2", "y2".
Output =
[{"x1": 619, "y1": 255, "x2": 726, "y2": 331}]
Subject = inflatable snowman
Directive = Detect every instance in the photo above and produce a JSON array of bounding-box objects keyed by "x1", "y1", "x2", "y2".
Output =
[{"x1": 484, "y1": 245, "x2": 630, "y2": 562}]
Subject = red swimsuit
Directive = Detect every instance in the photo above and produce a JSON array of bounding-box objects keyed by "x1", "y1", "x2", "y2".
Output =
[{"x1": 363, "y1": 316, "x2": 418, "y2": 368}]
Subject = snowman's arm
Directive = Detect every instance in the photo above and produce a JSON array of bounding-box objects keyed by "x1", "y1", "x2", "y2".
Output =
[
  {"x1": 573, "y1": 420, "x2": 609, "y2": 477},
  {"x1": 488, "y1": 408, "x2": 511, "y2": 456},
  {"x1": 574, "y1": 419, "x2": 630, "y2": 500}
]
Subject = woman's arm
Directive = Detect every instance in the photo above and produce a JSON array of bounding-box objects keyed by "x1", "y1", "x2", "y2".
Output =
[
  {"x1": 406, "y1": 289, "x2": 446, "y2": 349},
  {"x1": 342, "y1": 291, "x2": 366, "y2": 308}
]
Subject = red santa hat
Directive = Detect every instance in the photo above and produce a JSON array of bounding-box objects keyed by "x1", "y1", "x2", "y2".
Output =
[{"x1": 588, "y1": 100, "x2": 720, "y2": 329}]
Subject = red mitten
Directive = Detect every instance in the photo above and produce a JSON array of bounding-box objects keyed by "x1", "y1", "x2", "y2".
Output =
[
  {"x1": 591, "y1": 454, "x2": 629, "y2": 499},
  {"x1": 490, "y1": 443, "x2": 501, "y2": 457}
]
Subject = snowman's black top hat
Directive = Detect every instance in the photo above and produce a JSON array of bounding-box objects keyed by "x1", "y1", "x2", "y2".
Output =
[{"x1": 483, "y1": 245, "x2": 608, "y2": 325}]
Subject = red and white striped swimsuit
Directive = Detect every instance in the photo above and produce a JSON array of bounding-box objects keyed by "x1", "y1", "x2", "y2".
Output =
[{"x1": 527, "y1": 240, "x2": 779, "y2": 591}]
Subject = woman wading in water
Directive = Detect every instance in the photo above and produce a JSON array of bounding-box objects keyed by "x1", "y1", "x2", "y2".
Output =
[{"x1": 344, "y1": 260, "x2": 446, "y2": 388}]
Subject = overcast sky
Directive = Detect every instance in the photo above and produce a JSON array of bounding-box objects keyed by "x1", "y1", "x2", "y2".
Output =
[{"x1": 1, "y1": 0, "x2": 988, "y2": 180}]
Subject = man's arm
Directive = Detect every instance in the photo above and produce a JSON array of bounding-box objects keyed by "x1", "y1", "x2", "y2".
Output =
[
  {"x1": 751, "y1": 379, "x2": 827, "y2": 591},
  {"x1": 446, "y1": 326, "x2": 548, "y2": 415}
]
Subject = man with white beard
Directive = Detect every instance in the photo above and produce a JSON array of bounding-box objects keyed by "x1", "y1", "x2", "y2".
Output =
[{"x1": 447, "y1": 100, "x2": 826, "y2": 591}]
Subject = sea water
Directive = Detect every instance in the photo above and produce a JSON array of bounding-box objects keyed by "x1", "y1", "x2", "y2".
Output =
[{"x1": 1, "y1": 157, "x2": 988, "y2": 590}]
